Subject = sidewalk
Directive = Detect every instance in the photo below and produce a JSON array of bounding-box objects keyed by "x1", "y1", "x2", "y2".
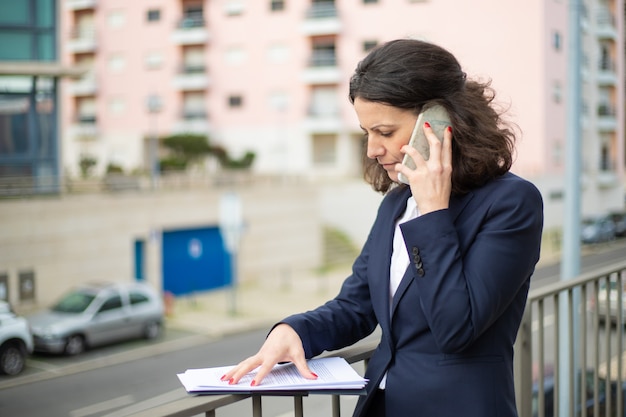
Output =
[{"x1": 164, "y1": 267, "x2": 351, "y2": 338}]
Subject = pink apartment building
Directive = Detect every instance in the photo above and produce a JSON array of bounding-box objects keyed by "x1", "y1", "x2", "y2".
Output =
[{"x1": 60, "y1": 0, "x2": 625, "y2": 227}]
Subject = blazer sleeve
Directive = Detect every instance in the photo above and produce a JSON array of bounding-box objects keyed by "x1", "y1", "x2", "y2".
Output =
[
  {"x1": 280, "y1": 192, "x2": 402, "y2": 358},
  {"x1": 399, "y1": 175, "x2": 544, "y2": 353}
]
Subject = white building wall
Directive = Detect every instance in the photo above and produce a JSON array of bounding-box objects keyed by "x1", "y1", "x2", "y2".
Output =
[{"x1": 57, "y1": 0, "x2": 624, "y2": 229}]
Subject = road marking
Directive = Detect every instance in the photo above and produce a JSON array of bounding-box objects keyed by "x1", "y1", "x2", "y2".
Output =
[
  {"x1": 70, "y1": 395, "x2": 134, "y2": 417},
  {"x1": 99, "y1": 388, "x2": 187, "y2": 417}
]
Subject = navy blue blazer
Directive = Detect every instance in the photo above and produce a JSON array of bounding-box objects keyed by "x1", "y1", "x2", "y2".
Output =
[{"x1": 283, "y1": 172, "x2": 544, "y2": 417}]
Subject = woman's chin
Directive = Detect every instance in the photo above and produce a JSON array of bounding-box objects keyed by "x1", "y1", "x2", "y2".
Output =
[{"x1": 388, "y1": 171, "x2": 400, "y2": 183}]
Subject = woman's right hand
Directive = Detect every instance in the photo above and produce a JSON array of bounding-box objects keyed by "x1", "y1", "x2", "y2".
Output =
[{"x1": 220, "y1": 323, "x2": 318, "y2": 386}]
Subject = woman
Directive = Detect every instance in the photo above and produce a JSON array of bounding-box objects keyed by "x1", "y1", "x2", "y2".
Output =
[{"x1": 222, "y1": 39, "x2": 544, "y2": 417}]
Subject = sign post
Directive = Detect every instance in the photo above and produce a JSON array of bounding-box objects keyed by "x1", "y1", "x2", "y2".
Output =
[{"x1": 219, "y1": 192, "x2": 243, "y2": 315}]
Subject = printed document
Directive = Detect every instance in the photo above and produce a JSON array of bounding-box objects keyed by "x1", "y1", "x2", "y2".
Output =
[{"x1": 177, "y1": 357, "x2": 368, "y2": 393}]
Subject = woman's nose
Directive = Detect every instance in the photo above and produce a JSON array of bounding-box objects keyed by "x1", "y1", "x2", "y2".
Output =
[{"x1": 366, "y1": 137, "x2": 383, "y2": 159}]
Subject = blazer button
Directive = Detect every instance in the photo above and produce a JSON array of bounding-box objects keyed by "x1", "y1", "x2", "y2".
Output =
[
  {"x1": 417, "y1": 268, "x2": 425, "y2": 277},
  {"x1": 415, "y1": 261, "x2": 423, "y2": 269},
  {"x1": 412, "y1": 247, "x2": 420, "y2": 256}
]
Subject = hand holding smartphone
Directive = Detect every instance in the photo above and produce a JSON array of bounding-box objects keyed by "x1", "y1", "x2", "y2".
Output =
[{"x1": 398, "y1": 102, "x2": 451, "y2": 185}]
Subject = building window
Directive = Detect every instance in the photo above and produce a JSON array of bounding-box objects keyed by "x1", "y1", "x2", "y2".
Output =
[
  {"x1": 224, "y1": 0, "x2": 245, "y2": 16},
  {"x1": 107, "y1": 10, "x2": 126, "y2": 28},
  {"x1": 270, "y1": 0, "x2": 285, "y2": 11},
  {"x1": 225, "y1": 46, "x2": 246, "y2": 65},
  {"x1": 552, "y1": 80, "x2": 561, "y2": 103},
  {"x1": 147, "y1": 9, "x2": 161, "y2": 22},
  {"x1": 0, "y1": 0, "x2": 56, "y2": 61},
  {"x1": 267, "y1": 43, "x2": 289, "y2": 63},
  {"x1": 180, "y1": 5, "x2": 204, "y2": 27},
  {"x1": 551, "y1": 140, "x2": 563, "y2": 168},
  {"x1": 108, "y1": 53, "x2": 126, "y2": 72},
  {"x1": 363, "y1": 40, "x2": 377, "y2": 52},
  {"x1": 552, "y1": 31, "x2": 561, "y2": 51},
  {"x1": 310, "y1": 40, "x2": 336, "y2": 67},
  {"x1": 109, "y1": 97, "x2": 126, "y2": 115},
  {"x1": 228, "y1": 95, "x2": 243, "y2": 108},
  {"x1": 145, "y1": 51, "x2": 164, "y2": 69},
  {"x1": 268, "y1": 91, "x2": 289, "y2": 112},
  {"x1": 182, "y1": 92, "x2": 206, "y2": 119}
]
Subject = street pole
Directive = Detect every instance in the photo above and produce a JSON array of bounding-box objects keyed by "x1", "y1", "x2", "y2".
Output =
[
  {"x1": 558, "y1": 0, "x2": 582, "y2": 415},
  {"x1": 219, "y1": 191, "x2": 243, "y2": 316},
  {"x1": 146, "y1": 94, "x2": 162, "y2": 190}
]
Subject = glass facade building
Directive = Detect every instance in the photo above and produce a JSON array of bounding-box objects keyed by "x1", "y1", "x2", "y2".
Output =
[{"x1": 0, "y1": 0, "x2": 60, "y2": 194}]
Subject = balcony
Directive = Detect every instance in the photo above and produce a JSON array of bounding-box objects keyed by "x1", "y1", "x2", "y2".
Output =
[
  {"x1": 301, "y1": 2, "x2": 342, "y2": 36},
  {"x1": 72, "y1": 114, "x2": 98, "y2": 137},
  {"x1": 173, "y1": 65, "x2": 209, "y2": 90},
  {"x1": 69, "y1": 75, "x2": 97, "y2": 96},
  {"x1": 171, "y1": 15, "x2": 209, "y2": 45},
  {"x1": 597, "y1": 59, "x2": 617, "y2": 86},
  {"x1": 65, "y1": 0, "x2": 97, "y2": 10},
  {"x1": 174, "y1": 110, "x2": 209, "y2": 133},
  {"x1": 304, "y1": 106, "x2": 342, "y2": 132},
  {"x1": 67, "y1": 27, "x2": 97, "y2": 53},
  {"x1": 597, "y1": 104, "x2": 618, "y2": 132},
  {"x1": 301, "y1": 51, "x2": 340, "y2": 84},
  {"x1": 596, "y1": 7, "x2": 617, "y2": 39}
]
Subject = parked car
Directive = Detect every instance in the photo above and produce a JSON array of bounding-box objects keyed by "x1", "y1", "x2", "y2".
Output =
[
  {"x1": 0, "y1": 301, "x2": 33, "y2": 375},
  {"x1": 608, "y1": 211, "x2": 626, "y2": 238},
  {"x1": 581, "y1": 215, "x2": 616, "y2": 244},
  {"x1": 28, "y1": 282, "x2": 164, "y2": 355}
]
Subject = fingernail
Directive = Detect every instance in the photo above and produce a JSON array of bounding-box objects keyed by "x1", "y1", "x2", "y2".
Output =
[
  {"x1": 311, "y1": 372, "x2": 318, "y2": 378},
  {"x1": 251, "y1": 380, "x2": 257, "y2": 386},
  {"x1": 424, "y1": 122, "x2": 431, "y2": 128},
  {"x1": 220, "y1": 374, "x2": 227, "y2": 381},
  {"x1": 447, "y1": 126, "x2": 452, "y2": 133},
  {"x1": 228, "y1": 378, "x2": 235, "y2": 385}
]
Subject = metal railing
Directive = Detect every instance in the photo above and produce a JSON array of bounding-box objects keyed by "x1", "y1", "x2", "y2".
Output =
[
  {"x1": 132, "y1": 260, "x2": 626, "y2": 417},
  {"x1": 128, "y1": 339, "x2": 378, "y2": 417}
]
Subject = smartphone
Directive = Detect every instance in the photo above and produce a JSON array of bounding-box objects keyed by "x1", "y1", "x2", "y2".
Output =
[{"x1": 398, "y1": 103, "x2": 451, "y2": 185}]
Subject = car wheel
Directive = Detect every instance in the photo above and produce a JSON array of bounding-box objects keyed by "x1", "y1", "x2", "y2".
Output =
[
  {"x1": 0, "y1": 342, "x2": 26, "y2": 376},
  {"x1": 143, "y1": 321, "x2": 162, "y2": 340},
  {"x1": 64, "y1": 335, "x2": 86, "y2": 355}
]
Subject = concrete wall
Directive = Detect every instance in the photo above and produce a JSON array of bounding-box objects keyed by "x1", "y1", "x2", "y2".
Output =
[{"x1": 0, "y1": 180, "x2": 325, "y2": 310}]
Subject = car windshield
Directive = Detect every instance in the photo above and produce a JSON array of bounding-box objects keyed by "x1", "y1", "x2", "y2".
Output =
[{"x1": 51, "y1": 292, "x2": 96, "y2": 313}]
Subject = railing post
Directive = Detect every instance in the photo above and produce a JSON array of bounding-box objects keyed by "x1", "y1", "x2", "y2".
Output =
[
  {"x1": 252, "y1": 395, "x2": 262, "y2": 417},
  {"x1": 332, "y1": 394, "x2": 341, "y2": 417},
  {"x1": 294, "y1": 395, "x2": 304, "y2": 417},
  {"x1": 515, "y1": 305, "x2": 533, "y2": 417}
]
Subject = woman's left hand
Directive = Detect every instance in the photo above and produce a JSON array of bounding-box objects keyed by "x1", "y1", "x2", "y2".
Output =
[{"x1": 396, "y1": 122, "x2": 453, "y2": 214}]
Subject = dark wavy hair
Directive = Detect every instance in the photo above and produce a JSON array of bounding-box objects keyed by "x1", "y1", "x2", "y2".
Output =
[{"x1": 349, "y1": 39, "x2": 516, "y2": 195}]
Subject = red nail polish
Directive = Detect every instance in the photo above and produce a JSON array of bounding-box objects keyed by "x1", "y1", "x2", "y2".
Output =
[
  {"x1": 220, "y1": 374, "x2": 227, "y2": 381},
  {"x1": 311, "y1": 372, "x2": 318, "y2": 378},
  {"x1": 228, "y1": 378, "x2": 235, "y2": 385},
  {"x1": 251, "y1": 380, "x2": 257, "y2": 386},
  {"x1": 424, "y1": 122, "x2": 431, "y2": 128},
  {"x1": 447, "y1": 126, "x2": 452, "y2": 133}
]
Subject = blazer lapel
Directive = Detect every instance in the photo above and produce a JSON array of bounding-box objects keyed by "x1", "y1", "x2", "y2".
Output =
[
  {"x1": 389, "y1": 191, "x2": 475, "y2": 318},
  {"x1": 373, "y1": 188, "x2": 414, "y2": 333}
]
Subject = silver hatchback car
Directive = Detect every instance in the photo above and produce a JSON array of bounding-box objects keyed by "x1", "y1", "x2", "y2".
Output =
[{"x1": 28, "y1": 282, "x2": 164, "y2": 355}]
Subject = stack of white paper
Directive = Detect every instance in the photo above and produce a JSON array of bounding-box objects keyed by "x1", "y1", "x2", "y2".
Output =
[{"x1": 177, "y1": 357, "x2": 368, "y2": 393}]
